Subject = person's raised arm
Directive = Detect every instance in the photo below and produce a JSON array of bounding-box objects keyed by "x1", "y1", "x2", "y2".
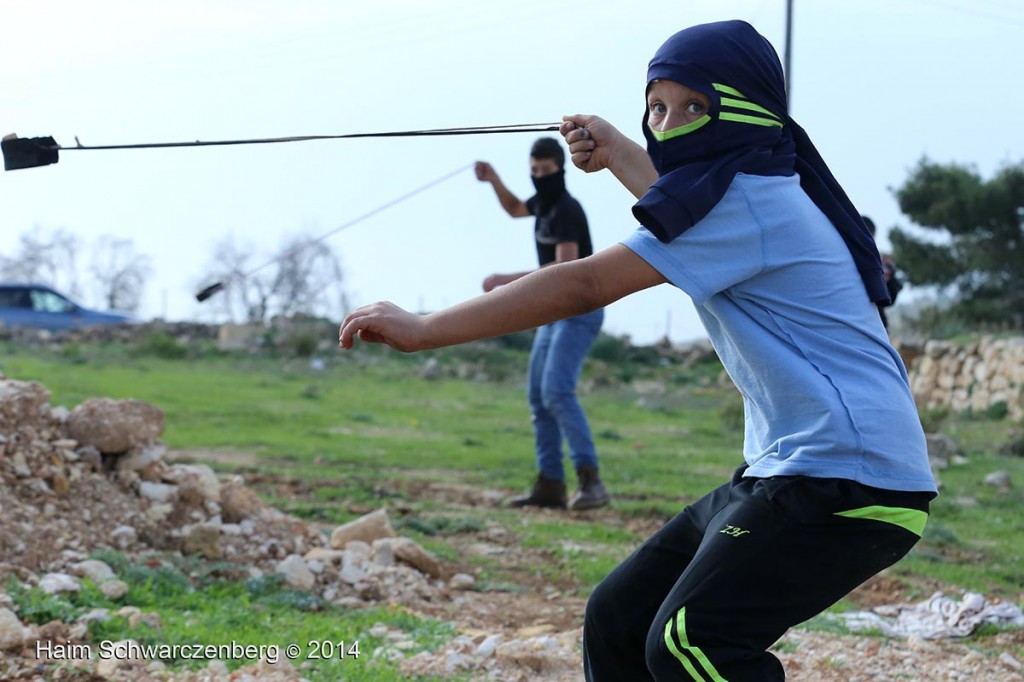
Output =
[
  {"x1": 560, "y1": 117, "x2": 657, "y2": 199},
  {"x1": 339, "y1": 244, "x2": 666, "y2": 352},
  {"x1": 475, "y1": 161, "x2": 530, "y2": 217}
]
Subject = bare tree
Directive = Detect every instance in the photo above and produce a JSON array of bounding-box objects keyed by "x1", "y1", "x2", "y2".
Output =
[
  {"x1": 200, "y1": 233, "x2": 345, "y2": 324},
  {"x1": 269, "y1": 236, "x2": 345, "y2": 320},
  {"x1": 0, "y1": 226, "x2": 81, "y2": 296},
  {"x1": 89, "y1": 236, "x2": 152, "y2": 312}
]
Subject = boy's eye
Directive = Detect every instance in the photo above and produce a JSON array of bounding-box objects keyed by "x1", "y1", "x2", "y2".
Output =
[
  {"x1": 649, "y1": 102, "x2": 667, "y2": 115},
  {"x1": 686, "y1": 101, "x2": 706, "y2": 115}
]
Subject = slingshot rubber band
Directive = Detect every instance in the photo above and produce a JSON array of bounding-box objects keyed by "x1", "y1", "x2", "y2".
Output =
[{"x1": 2, "y1": 123, "x2": 561, "y2": 170}]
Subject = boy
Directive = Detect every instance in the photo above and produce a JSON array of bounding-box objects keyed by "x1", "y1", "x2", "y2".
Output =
[
  {"x1": 475, "y1": 138, "x2": 609, "y2": 511},
  {"x1": 340, "y1": 20, "x2": 936, "y2": 681}
]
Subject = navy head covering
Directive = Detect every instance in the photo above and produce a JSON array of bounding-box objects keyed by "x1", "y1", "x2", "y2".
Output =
[{"x1": 633, "y1": 20, "x2": 889, "y2": 304}]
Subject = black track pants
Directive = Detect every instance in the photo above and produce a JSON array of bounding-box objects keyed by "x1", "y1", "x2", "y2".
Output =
[{"x1": 583, "y1": 467, "x2": 932, "y2": 681}]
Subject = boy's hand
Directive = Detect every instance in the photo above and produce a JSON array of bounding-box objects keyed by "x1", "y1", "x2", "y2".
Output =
[
  {"x1": 339, "y1": 301, "x2": 427, "y2": 352},
  {"x1": 560, "y1": 116, "x2": 623, "y2": 174},
  {"x1": 562, "y1": 115, "x2": 657, "y2": 199},
  {"x1": 474, "y1": 161, "x2": 497, "y2": 182}
]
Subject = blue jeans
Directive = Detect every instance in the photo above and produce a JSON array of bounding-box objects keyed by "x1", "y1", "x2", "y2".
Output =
[{"x1": 527, "y1": 308, "x2": 604, "y2": 481}]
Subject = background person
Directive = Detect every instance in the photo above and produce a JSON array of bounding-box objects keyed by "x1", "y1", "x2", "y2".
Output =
[
  {"x1": 862, "y1": 214, "x2": 903, "y2": 329},
  {"x1": 474, "y1": 137, "x2": 609, "y2": 511}
]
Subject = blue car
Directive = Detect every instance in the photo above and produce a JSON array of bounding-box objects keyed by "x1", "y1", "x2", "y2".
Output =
[{"x1": 0, "y1": 283, "x2": 137, "y2": 331}]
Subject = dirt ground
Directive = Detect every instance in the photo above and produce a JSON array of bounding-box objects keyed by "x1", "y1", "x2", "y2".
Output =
[
  {"x1": 2, "y1": 446, "x2": 1022, "y2": 682},
  {"x1": 228, "y1": 457, "x2": 1024, "y2": 681}
]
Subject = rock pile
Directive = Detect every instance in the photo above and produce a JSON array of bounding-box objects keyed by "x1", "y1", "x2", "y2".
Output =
[
  {"x1": 908, "y1": 336, "x2": 1024, "y2": 420},
  {"x1": 0, "y1": 373, "x2": 475, "y2": 680}
]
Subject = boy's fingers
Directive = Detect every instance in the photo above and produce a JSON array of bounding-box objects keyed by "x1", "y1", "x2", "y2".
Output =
[
  {"x1": 569, "y1": 151, "x2": 593, "y2": 170},
  {"x1": 339, "y1": 313, "x2": 371, "y2": 348}
]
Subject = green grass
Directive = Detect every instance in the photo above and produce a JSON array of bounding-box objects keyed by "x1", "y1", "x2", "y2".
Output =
[
  {"x1": 2, "y1": 336, "x2": 1023, "y2": 669},
  {"x1": 6, "y1": 554, "x2": 462, "y2": 682}
]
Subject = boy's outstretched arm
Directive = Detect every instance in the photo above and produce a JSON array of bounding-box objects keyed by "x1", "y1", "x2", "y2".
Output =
[
  {"x1": 339, "y1": 244, "x2": 666, "y2": 352},
  {"x1": 560, "y1": 117, "x2": 657, "y2": 199}
]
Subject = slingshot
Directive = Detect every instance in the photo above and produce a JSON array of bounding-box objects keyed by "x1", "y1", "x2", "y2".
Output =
[{"x1": 2, "y1": 122, "x2": 560, "y2": 171}]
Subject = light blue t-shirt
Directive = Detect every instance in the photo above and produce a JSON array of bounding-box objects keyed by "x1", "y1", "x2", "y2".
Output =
[{"x1": 622, "y1": 173, "x2": 936, "y2": 493}]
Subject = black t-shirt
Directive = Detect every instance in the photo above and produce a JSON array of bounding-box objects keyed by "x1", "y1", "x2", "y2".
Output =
[{"x1": 525, "y1": 192, "x2": 593, "y2": 267}]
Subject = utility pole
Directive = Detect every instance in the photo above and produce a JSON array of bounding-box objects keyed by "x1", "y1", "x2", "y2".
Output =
[{"x1": 784, "y1": 0, "x2": 794, "y2": 99}]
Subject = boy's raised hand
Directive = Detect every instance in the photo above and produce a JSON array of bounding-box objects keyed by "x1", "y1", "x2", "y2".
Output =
[
  {"x1": 560, "y1": 116, "x2": 624, "y2": 174},
  {"x1": 562, "y1": 115, "x2": 658, "y2": 199}
]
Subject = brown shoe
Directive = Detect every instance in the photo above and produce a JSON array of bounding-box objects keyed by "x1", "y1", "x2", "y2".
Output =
[
  {"x1": 508, "y1": 474, "x2": 567, "y2": 509},
  {"x1": 569, "y1": 466, "x2": 610, "y2": 510}
]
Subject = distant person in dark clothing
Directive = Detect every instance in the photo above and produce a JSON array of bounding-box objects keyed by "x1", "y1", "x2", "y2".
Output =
[
  {"x1": 472, "y1": 137, "x2": 609, "y2": 511},
  {"x1": 863, "y1": 215, "x2": 903, "y2": 328}
]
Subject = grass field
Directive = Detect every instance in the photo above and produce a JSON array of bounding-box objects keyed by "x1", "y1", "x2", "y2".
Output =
[{"x1": 2, "y1": 333, "x2": 1022, "y2": 678}]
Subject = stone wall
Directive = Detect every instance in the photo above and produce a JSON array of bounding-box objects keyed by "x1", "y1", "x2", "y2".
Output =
[
  {"x1": 0, "y1": 317, "x2": 338, "y2": 354},
  {"x1": 908, "y1": 336, "x2": 1024, "y2": 420},
  {"x1": 0, "y1": 321, "x2": 219, "y2": 346}
]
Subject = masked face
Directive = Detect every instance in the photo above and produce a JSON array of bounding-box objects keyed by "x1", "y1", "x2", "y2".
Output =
[{"x1": 530, "y1": 158, "x2": 565, "y2": 209}]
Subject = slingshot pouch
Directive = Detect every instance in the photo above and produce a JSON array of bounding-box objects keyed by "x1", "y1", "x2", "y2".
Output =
[{"x1": 2, "y1": 136, "x2": 59, "y2": 171}]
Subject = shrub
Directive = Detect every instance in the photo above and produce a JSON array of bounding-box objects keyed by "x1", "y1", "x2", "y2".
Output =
[
  {"x1": 589, "y1": 333, "x2": 630, "y2": 363},
  {"x1": 719, "y1": 398, "x2": 745, "y2": 432},
  {"x1": 289, "y1": 333, "x2": 319, "y2": 358},
  {"x1": 138, "y1": 332, "x2": 189, "y2": 359},
  {"x1": 998, "y1": 431, "x2": 1024, "y2": 458},
  {"x1": 918, "y1": 407, "x2": 950, "y2": 433},
  {"x1": 985, "y1": 401, "x2": 1009, "y2": 421}
]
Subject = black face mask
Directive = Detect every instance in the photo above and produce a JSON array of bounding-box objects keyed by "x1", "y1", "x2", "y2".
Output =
[{"x1": 531, "y1": 169, "x2": 566, "y2": 210}]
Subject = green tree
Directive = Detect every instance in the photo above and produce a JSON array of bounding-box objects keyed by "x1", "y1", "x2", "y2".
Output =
[{"x1": 890, "y1": 158, "x2": 1024, "y2": 328}]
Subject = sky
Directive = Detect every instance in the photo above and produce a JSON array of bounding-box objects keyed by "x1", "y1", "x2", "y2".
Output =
[{"x1": 3, "y1": 0, "x2": 1023, "y2": 345}]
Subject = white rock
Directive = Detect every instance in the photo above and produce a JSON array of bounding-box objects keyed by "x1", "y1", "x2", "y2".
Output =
[
  {"x1": 100, "y1": 580, "x2": 130, "y2": 600},
  {"x1": 303, "y1": 547, "x2": 345, "y2": 564},
  {"x1": 276, "y1": 554, "x2": 315, "y2": 590},
  {"x1": 145, "y1": 503, "x2": 174, "y2": 523},
  {"x1": 77, "y1": 608, "x2": 112, "y2": 625},
  {"x1": 72, "y1": 559, "x2": 116, "y2": 584},
  {"x1": 164, "y1": 463, "x2": 221, "y2": 501},
  {"x1": 0, "y1": 607, "x2": 32, "y2": 649},
  {"x1": 999, "y1": 651, "x2": 1022, "y2": 671},
  {"x1": 117, "y1": 442, "x2": 167, "y2": 472},
  {"x1": 371, "y1": 539, "x2": 395, "y2": 567},
  {"x1": 983, "y1": 471, "x2": 1012, "y2": 490},
  {"x1": 390, "y1": 537, "x2": 442, "y2": 578},
  {"x1": 329, "y1": 509, "x2": 396, "y2": 549},
  {"x1": 39, "y1": 572, "x2": 81, "y2": 595},
  {"x1": 12, "y1": 452, "x2": 31, "y2": 478},
  {"x1": 206, "y1": 660, "x2": 230, "y2": 674},
  {"x1": 111, "y1": 525, "x2": 138, "y2": 549},
  {"x1": 345, "y1": 540, "x2": 372, "y2": 557},
  {"x1": 339, "y1": 552, "x2": 368, "y2": 585},
  {"x1": 139, "y1": 481, "x2": 179, "y2": 504},
  {"x1": 445, "y1": 651, "x2": 469, "y2": 671},
  {"x1": 449, "y1": 573, "x2": 475, "y2": 591},
  {"x1": 476, "y1": 634, "x2": 503, "y2": 657}
]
